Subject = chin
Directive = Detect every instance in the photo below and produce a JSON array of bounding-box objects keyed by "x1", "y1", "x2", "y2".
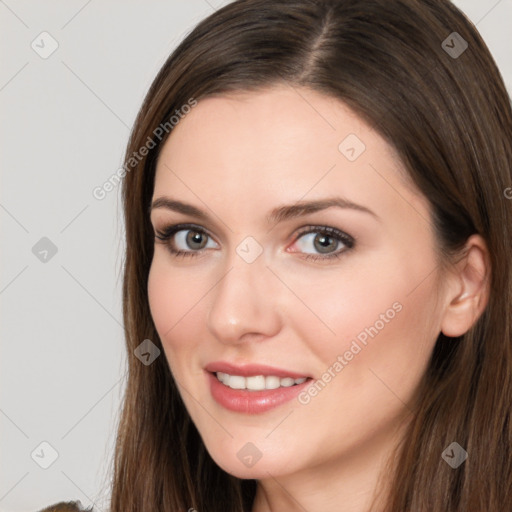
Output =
[
  {"x1": 214, "y1": 457, "x2": 283, "y2": 480},
  {"x1": 205, "y1": 441, "x2": 298, "y2": 480}
]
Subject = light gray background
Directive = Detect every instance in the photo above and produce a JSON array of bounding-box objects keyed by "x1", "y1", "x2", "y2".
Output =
[{"x1": 1, "y1": 1, "x2": 511, "y2": 511}]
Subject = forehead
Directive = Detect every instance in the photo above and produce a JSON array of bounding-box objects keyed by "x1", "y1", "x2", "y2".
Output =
[
  {"x1": 152, "y1": 85, "x2": 426, "y2": 225},
  {"x1": 158, "y1": 86, "x2": 376, "y2": 162}
]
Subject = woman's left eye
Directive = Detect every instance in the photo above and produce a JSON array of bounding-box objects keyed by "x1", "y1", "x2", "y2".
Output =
[
  {"x1": 154, "y1": 223, "x2": 354, "y2": 261},
  {"x1": 291, "y1": 226, "x2": 355, "y2": 261}
]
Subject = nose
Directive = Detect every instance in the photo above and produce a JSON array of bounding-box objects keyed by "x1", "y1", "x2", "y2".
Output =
[{"x1": 206, "y1": 253, "x2": 281, "y2": 345}]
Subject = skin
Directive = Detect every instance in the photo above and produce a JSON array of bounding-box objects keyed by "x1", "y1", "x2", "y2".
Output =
[{"x1": 147, "y1": 85, "x2": 490, "y2": 512}]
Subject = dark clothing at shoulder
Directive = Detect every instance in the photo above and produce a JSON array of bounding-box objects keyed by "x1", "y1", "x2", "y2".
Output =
[{"x1": 38, "y1": 501, "x2": 94, "y2": 512}]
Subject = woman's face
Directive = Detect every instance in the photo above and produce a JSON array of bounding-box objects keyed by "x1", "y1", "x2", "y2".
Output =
[{"x1": 148, "y1": 85, "x2": 449, "y2": 481}]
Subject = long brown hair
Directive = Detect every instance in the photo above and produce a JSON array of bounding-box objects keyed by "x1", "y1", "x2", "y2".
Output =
[{"x1": 109, "y1": 0, "x2": 512, "y2": 510}]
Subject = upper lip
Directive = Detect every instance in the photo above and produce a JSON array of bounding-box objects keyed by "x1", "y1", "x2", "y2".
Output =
[{"x1": 204, "y1": 361, "x2": 311, "y2": 379}]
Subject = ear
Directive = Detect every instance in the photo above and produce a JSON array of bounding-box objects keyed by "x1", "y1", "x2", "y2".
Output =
[{"x1": 440, "y1": 234, "x2": 491, "y2": 338}]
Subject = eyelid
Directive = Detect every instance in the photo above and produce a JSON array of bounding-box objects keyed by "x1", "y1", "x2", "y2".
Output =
[
  {"x1": 155, "y1": 222, "x2": 219, "y2": 246},
  {"x1": 293, "y1": 225, "x2": 354, "y2": 245}
]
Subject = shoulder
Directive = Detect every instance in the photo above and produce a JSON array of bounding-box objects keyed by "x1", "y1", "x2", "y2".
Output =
[{"x1": 37, "y1": 501, "x2": 94, "y2": 512}]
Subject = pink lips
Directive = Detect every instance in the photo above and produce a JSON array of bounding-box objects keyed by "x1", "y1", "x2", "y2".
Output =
[
  {"x1": 204, "y1": 361, "x2": 310, "y2": 379},
  {"x1": 204, "y1": 361, "x2": 312, "y2": 414}
]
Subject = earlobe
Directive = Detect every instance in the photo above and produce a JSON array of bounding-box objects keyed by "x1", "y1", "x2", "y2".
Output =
[{"x1": 440, "y1": 234, "x2": 491, "y2": 338}]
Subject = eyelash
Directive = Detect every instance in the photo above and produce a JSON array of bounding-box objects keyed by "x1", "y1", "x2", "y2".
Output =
[{"x1": 154, "y1": 223, "x2": 355, "y2": 262}]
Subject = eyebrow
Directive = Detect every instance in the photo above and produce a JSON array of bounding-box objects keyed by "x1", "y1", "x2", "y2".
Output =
[{"x1": 150, "y1": 196, "x2": 379, "y2": 224}]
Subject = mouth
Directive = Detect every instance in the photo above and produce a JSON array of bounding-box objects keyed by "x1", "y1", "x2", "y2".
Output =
[
  {"x1": 204, "y1": 362, "x2": 314, "y2": 414},
  {"x1": 213, "y1": 371, "x2": 310, "y2": 391}
]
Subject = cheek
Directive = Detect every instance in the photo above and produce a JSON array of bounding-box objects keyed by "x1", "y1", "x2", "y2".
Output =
[
  {"x1": 277, "y1": 261, "x2": 403, "y2": 351},
  {"x1": 287, "y1": 270, "x2": 440, "y2": 452},
  {"x1": 287, "y1": 258, "x2": 440, "y2": 387},
  {"x1": 147, "y1": 261, "x2": 172, "y2": 334},
  {"x1": 147, "y1": 256, "x2": 214, "y2": 374},
  {"x1": 147, "y1": 258, "x2": 196, "y2": 352}
]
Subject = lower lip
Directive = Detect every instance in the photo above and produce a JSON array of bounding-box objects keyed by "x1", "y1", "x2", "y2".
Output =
[{"x1": 206, "y1": 371, "x2": 312, "y2": 414}]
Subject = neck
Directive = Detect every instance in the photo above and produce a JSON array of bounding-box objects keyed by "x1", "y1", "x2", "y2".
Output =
[{"x1": 250, "y1": 413, "x2": 410, "y2": 512}]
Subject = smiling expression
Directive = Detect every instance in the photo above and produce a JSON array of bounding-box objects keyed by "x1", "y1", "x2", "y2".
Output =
[{"x1": 147, "y1": 84, "x2": 449, "y2": 480}]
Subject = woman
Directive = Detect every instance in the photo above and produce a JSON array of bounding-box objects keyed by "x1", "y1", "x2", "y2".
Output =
[{"x1": 53, "y1": 0, "x2": 512, "y2": 510}]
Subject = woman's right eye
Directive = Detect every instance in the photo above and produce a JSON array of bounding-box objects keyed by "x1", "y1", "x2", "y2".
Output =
[{"x1": 155, "y1": 224, "x2": 218, "y2": 258}]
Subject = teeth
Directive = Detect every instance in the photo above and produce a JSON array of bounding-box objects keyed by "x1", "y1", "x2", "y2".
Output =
[
  {"x1": 216, "y1": 372, "x2": 308, "y2": 391},
  {"x1": 265, "y1": 375, "x2": 280, "y2": 389},
  {"x1": 247, "y1": 375, "x2": 265, "y2": 390},
  {"x1": 280, "y1": 377, "x2": 295, "y2": 387},
  {"x1": 228, "y1": 375, "x2": 246, "y2": 389}
]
